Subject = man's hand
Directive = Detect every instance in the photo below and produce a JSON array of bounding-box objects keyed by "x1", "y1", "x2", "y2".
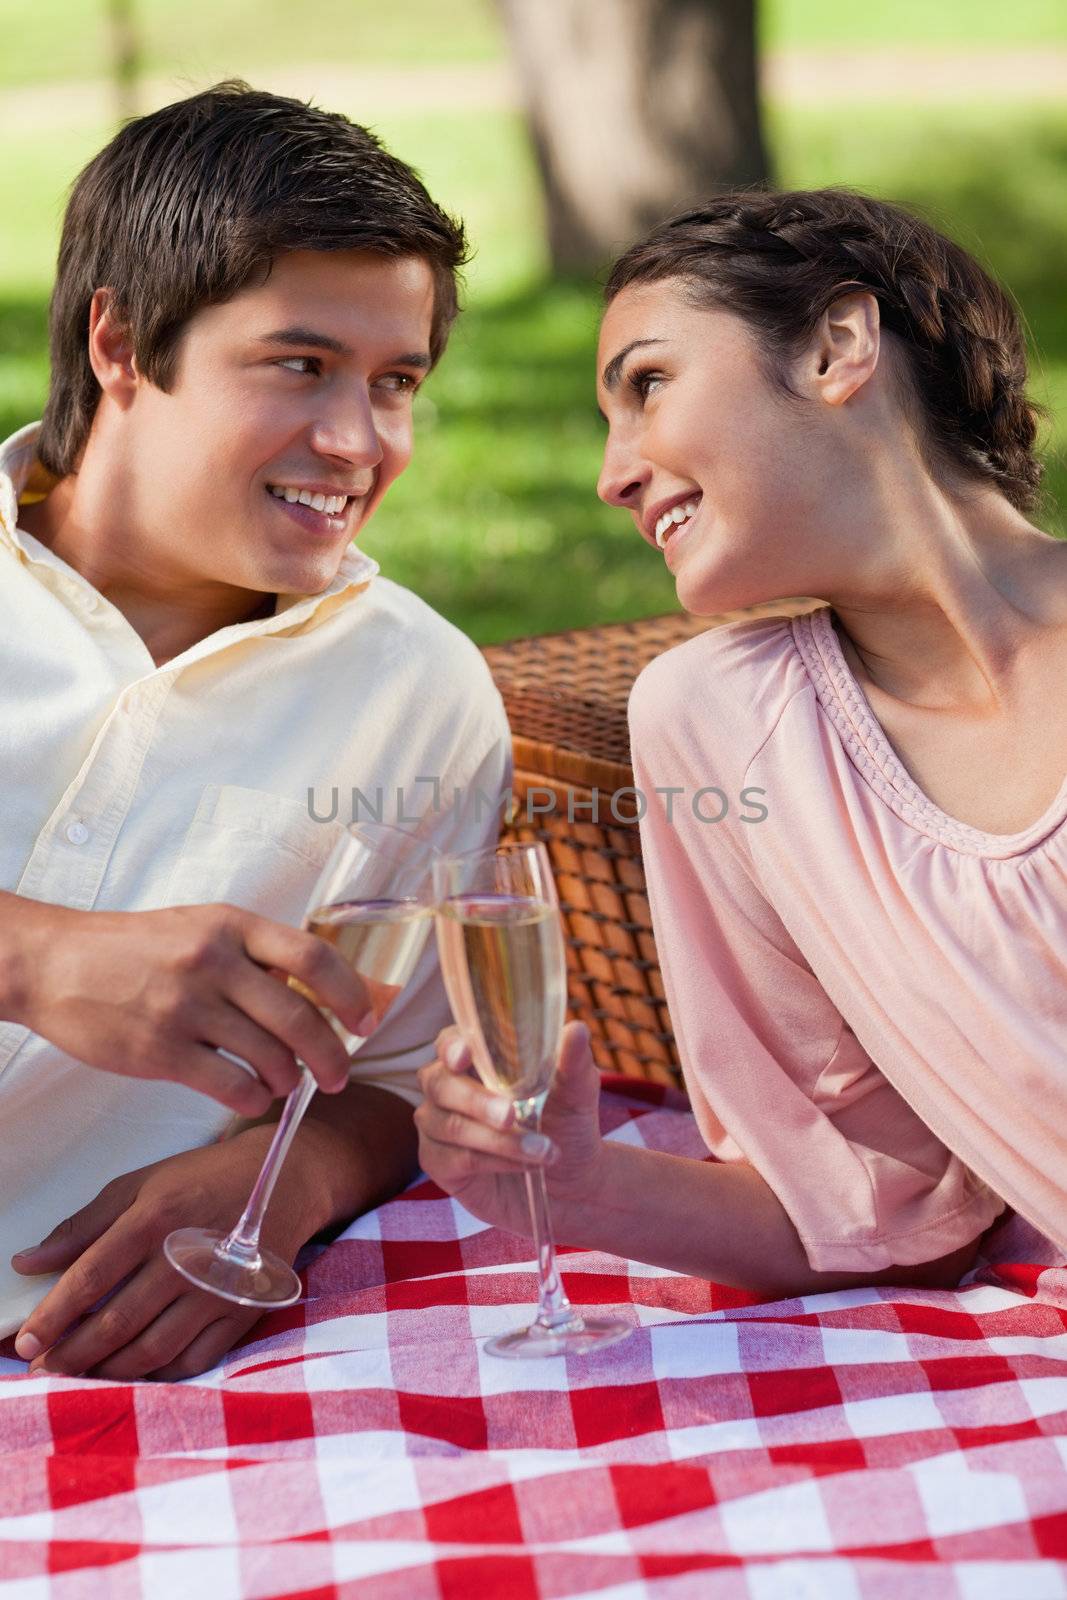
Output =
[
  {"x1": 414, "y1": 1022, "x2": 606, "y2": 1239},
  {"x1": 9, "y1": 897, "x2": 377, "y2": 1115},
  {"x1": 9, "y1": 1129, "x2": 323, "y2": 1381}
]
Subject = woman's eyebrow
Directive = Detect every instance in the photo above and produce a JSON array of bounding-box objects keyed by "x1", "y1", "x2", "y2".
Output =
[{"x1": 601, "y1": 338, "x2": 666, "y2": 391}]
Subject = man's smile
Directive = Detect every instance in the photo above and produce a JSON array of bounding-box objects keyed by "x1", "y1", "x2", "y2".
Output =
[{"x1": 265, "y1": 480, "x2": 370, "y2": 539}]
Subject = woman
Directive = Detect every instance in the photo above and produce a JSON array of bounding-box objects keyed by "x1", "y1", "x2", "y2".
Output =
[{"x1": 415, "y1": 188, "x2": 1067, "y2": 1296}]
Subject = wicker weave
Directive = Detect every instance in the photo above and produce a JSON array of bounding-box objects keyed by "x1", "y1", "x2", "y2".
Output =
[{"x1": 483, "y1": 601, "x2": 819, "y2": 1087}]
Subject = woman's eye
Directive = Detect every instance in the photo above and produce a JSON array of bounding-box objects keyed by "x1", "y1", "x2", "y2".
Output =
[{"x1": 627, "y1": 367, "x2": 663, "y2": 401}]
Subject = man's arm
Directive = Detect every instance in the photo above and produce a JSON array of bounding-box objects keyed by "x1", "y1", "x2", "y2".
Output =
[
  {"x1": 11, "y1": 1079, "x2": 418, "y2": 1380},
  {"x1": 240, "y1": 1079, "x2": 420, "y2": 1234},
  {"x1": 0, "y1": 889, "x2": 377, "y2": 1110},
  {"x1": 0, "y1": 888, "x2": 39, "y2": 1022}
]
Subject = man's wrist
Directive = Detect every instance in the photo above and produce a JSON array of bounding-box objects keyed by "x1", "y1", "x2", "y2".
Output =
[
  {"x1": 227, "y1": 1081, "x2": 418, "y2": 1245},
  {"x1": 227, "y1": 1121, "x2": 338, "y2": 1244}
]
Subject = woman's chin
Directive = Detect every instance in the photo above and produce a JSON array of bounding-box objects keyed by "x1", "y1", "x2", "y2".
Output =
[
  {"x1": 674, "y1": 557, "x2": 801, "y2": 618},
  {"x1": 674, "y1": 569, "x2": 752, "y2": 617}
]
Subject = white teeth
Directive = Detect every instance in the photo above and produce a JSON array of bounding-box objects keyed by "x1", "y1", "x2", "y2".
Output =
[
  {"x1": 654, "y1": 498, "x2": 700, "y2": 548},
  {"x1": 269, "y1": 486, "x2": 348, "y2": 516}
]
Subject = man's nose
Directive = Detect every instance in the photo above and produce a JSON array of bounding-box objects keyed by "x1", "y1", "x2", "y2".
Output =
[
  {"x1": 309, "y1": 387, "x2": 383, "y2": 469},
  {"x1": 597, "y1": 438, "x2": 649, "y2": 510}
]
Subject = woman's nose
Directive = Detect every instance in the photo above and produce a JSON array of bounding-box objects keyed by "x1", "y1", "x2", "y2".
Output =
[{"x1": 597, "y1": 442, "x2": 649, "y2": 509}]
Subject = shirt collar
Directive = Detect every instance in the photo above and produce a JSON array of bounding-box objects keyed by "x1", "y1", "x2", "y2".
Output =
[{"x1": 0, "y1": 422, "x2": 381, "y2": 636}]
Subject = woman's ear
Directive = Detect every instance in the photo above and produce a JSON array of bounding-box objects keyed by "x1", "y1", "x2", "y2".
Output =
[
  {"x1": 807, "y1": 290, "x2": 881, "y2": 408},
  {"x1": 87, "y1": 287, "x2": 140, "y2": 407}
]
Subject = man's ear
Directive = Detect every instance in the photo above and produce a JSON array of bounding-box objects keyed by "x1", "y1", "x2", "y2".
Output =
[
  {"x1": 87, "y1": 288, "x2": 139, "y2": 407},
  {"x1": 805, "y1": 290, "x2": 881, "y2": 408}
]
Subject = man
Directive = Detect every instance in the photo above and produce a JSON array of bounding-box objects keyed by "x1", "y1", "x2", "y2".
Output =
[{"x1": 0, "y1": 82, "x2": 510, "y2": 1379}]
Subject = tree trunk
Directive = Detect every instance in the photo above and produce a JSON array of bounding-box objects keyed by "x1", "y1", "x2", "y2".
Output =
[{"x1": 498, "y1": 0, "x2": 768, "y2": 275}]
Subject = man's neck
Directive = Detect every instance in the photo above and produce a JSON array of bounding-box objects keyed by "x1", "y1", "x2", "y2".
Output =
[{"x1": 18, "y1": 478, "x2": 276, "y2": 667}]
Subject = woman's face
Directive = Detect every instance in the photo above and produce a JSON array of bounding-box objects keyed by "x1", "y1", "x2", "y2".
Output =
[{"x1": 596, "y1": 278, "x2": 841, "y2": 614}]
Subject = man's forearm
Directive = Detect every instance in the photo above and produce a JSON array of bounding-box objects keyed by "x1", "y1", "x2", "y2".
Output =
[
  {"x1": 556, "y1": 1141, "x2": 980, "y2": 1299},
  {"x1": 236, "y1": 1080, "x2": 420, "y2": 1240},
  {"x1": 0, "y1": 891, "x2": 55, "y2": 1022}
]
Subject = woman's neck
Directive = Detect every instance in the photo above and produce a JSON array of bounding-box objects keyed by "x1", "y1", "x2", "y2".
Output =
[{"x1": 822, "y1": 480, "x2": 1067, "y2": 714}]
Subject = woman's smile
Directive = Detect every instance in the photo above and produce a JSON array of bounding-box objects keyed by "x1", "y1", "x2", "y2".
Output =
[{"x1": 651, "y1": 492, "x2": 702, "y2": 549}]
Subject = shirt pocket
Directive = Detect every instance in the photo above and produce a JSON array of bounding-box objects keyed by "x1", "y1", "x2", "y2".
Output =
[{"x1": 160, "y1": 783, "x2": 348, "y2": 929}]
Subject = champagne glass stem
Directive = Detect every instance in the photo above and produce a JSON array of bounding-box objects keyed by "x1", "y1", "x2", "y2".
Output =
[
  {"x1": 515, "y1": 1106, "x2": 580, "y2": 1334},
  {"x1": 222, "y1": 1067, "x2": 318, "y2": 1258}
]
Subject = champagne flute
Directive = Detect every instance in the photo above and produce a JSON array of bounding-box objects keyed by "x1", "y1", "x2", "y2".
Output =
[
  {"x1": 435, "y1": 841, "x2": 632, "y2": 1358},
  {"x1": 165, "y1": 820, "x2": 437, "y2": 1308}
]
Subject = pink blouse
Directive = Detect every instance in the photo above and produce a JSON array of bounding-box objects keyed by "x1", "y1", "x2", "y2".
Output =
[{"x1": 629, "y1": 606, "x2": 1067, "y2": 1271}]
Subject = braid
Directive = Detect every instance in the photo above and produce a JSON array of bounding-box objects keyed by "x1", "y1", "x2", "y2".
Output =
[{"x1": 606, "y1": 188, "x2": 1044, "y2": 513}]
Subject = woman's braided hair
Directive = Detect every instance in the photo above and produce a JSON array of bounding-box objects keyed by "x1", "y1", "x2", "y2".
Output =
[{"x1": 604, "y1": 188, "x2": 1043, "y2": 513}]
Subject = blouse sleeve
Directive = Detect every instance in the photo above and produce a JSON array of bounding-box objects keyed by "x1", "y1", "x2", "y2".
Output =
[{"x1": 629, "y1": 652, "x2": 1005, "y2": 1273}]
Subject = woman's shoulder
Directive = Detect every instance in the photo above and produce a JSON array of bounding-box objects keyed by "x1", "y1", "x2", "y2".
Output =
[{"x1": 628, "y1": 611, "x2": 815, "y2": 766}]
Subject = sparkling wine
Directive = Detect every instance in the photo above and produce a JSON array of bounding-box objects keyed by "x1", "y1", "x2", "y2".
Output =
[
  {"x1": 436, "y1": 892, "x2": 567, "y2": 1102},
  {"x1": 293, "y1": 897, "x2": 432, "y2": 1052}
]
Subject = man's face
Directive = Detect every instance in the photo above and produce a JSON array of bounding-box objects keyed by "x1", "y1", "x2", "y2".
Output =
[{"x1": 123, "y1": 249, "x2": 436, "y2": 597}]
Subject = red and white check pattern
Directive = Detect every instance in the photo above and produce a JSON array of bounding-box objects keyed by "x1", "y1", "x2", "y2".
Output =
[{"x1": 2, "y1": 1078, "x2": 1066, "y2": 1599}]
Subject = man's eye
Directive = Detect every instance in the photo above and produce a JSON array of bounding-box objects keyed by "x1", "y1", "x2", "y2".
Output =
[
  {"x1": 376, "y1": 373, "x2": 419, "y2": 393},
  {"x1": 276, "y1": 356, "x2": 321, "y2": 376}
]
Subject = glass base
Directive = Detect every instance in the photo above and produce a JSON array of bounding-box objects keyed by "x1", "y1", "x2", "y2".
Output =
[
  {"x1": 164, "y1": 1227, "x2": 302, "y2": 1309},
  {"x1": 485, "y1": 1314, "x2": 632, "y2": 1360}
]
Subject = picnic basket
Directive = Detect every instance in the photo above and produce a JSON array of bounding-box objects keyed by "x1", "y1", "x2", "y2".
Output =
[{"x1": 482, "y1": 600, "x2": 819, "y2": 1088}]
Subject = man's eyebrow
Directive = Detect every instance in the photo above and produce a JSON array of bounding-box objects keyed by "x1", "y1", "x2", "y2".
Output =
[
  {"x1": 600, "y1": 337, "x2": 666, "y2": 392},
  {"x1": 256, "y1": 327, "x2": 431, "y2": 368},
  {"x1": 258, "y1": 327, "x2": 352, "y2": 355}
]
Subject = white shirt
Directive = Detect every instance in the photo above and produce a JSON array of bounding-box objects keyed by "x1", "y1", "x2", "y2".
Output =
[{"x1": 0, "y1": 422, "x2": 511, "y2": 1334}]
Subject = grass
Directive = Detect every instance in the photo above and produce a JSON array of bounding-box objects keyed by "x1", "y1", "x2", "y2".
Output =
[
  {"x1": 1, "y1": 0, "x2": 1064, "y2": 91},
  {"x1": 0, "y1": 0, "x2": 503, "y2": 90},
  {"x1": 761, "y1": 0, "x2": 1067, "y2": 49},
  {"x1": 0, "y1": 95, "x2": 1063, "y2": 643}
]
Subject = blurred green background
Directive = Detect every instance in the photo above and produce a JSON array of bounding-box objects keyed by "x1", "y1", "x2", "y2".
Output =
[{"x1": 0, "y1": 0, "x2": 1063, "y2": 641}]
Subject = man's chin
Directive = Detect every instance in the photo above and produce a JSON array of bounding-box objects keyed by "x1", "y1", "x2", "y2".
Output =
[{"x1": 256, "y1": 549, "x2": 348, "y2": 600}]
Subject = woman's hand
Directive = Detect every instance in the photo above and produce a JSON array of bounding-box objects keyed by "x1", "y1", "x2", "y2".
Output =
[{"x1": 414, "y1": 1021, "x2": 606, "y2": 1240}]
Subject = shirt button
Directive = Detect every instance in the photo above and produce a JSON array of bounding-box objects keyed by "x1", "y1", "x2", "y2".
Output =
[{"x1": 65, "y1": 819, "x2": 90, "y2": 845}]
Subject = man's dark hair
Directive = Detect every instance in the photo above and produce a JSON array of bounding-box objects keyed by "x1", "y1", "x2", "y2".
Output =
[
  {"x1": 38, "y1": 81, "x2": 468, "y2": 477},
  {"x1": 606, "y1": 188, "x2": 1043, "y2": 513}
]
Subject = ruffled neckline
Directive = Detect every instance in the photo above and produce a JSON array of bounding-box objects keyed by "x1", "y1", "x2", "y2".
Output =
[{"x1": 791, "y1": 605, "x2": 1067, "y2": 860}]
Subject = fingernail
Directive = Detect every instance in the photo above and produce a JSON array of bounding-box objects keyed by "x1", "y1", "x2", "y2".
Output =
[
  {"x1": 488, "y1": 1098, "x2": 513, "y2": 1130},
  {"x1": 444, "y1": 1039, "x2": 468, "y2": 1069},
  {"x1": 520, "y1": 1132, "x2": 554, "y2": 1161},
  {"x1": 15, "y1": 1331, "x2": 42, "y2": 1360}
]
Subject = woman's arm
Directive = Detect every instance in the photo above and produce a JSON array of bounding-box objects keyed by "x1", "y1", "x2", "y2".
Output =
[
  {"x1": 564, "y1": 1139, "x2": 981, "y2": 1297},
  {"x1": 415, "y1": 1024, "x2": 982, "y2": 1300}
]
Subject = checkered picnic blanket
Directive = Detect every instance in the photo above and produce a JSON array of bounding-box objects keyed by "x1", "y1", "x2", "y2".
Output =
[{"x1": 1, "y1": 1077, "x2": 1066, "y2": 1599}]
